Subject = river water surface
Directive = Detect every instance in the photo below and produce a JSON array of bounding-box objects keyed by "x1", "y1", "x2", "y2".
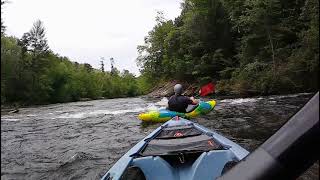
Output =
[{"x1": 1, "y1": 93, "x2": 318, "y2": 180}]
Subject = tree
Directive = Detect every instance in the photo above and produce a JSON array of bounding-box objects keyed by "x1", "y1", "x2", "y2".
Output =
[
  {"x1": 137, "y1": 0, "x2": 233, "y2": 81},
  {"x1": 136, "y1": 0, "x2": 318, "y2": 94},
  {"x1": 136, "y1": 12, "x2": 175, "y2": 81},
  {"x1": 1, "y1": 36, "x2": 23, "y2": 103},
  {"x1": 20, "y1": 20, "x2": 49, "y2": 55},
  {"x1": 1, "y1": 0, "x2": 6, "y2": 35},
  {"x1": 110, "y1": 57, "x2": 119, "y2": 75},
  {"x1": 83, "y1": 63, "x2": 93, "y2": 72},
  {"x1": 100, "y1": 57, "x2": 105, "y2": 72}
]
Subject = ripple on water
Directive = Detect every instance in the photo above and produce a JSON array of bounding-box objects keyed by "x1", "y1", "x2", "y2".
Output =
[
  {"x1": 220, "y1": 98, "x2": 258, "y2": 104},
  {"x1": 1, "y1": 118, "x2": 21, "y2": 122},
  {"x1": 1, "y1": 94, "x2": 317, "y2": 180}
]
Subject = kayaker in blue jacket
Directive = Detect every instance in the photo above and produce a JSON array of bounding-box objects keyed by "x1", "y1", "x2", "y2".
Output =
[{"x1": 168, "y1": 84, "x2": 198, "y2": 113}]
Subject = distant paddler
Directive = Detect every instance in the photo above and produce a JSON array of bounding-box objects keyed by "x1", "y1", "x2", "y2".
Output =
[
  {"x1": 138, "y1": 83, "x2": 216, "y2": 122},
  {"x1": 168, "y1": 84, "x2": 199, "y2": 113}
]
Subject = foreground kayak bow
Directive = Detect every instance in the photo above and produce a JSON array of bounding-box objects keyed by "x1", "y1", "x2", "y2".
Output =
[{"x1": 101, "y1": 117, "x2": 249, "y2": 180}]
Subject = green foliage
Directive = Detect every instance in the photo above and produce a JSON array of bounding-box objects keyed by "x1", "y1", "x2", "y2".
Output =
[
  {"x1": 2, "y1": 0, "x2": 318, "y2": 102},
  {"x1": 20, "y1": 20, "x2": 49, "y2": 55},
  {"x1": 137, "y1": 0, "x2": 319, "y2": 95},
  {"x1": 1, "y1": 0, "x2": 5, "y2": 35},
  {"x1": 1, "y1": 36, "x2": 23, "y2": 102},
  {"x1": 136, "y1": 74, "x2": 156, "y2": 94},
  {"x1": 1, "y1": 20, "x2": 143, "y2": 105},
  {"x1": 137, "y1": 0, "x2": 237, "y2": 82}
]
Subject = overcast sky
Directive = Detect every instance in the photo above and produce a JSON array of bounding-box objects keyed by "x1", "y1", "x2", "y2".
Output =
[{"x1": 3, "y1": 0, "x2": 183, "y2": 75}]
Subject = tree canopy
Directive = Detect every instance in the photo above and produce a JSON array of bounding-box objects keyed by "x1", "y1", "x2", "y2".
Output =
[
  {"x1": 1, "y1": 20, "x2": 143, "y2": 105},
  {"x1": 1, "y1": 0, "x2": 318, "y2": 105},
  {"x1": 137, "y1": 0, "x2": 319, "y2": 95}
]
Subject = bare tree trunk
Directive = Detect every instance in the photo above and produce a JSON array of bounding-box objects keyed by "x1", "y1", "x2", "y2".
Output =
[
  {"x1": 267, "y1": 27, "x2": 276, "y2": 74},
  {"x1": 1, "y1": 63, "x2": 6, "y2": 103}
]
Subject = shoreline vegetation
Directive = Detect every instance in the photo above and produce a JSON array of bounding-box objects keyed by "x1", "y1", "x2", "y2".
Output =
[
  {"x1": 136, "y1": 0, "x2": 318, "y2": 97},
  {"x1": 1, "y1": 0, "x2": 318, "y2": 108},
  {"x1": 1, "y1": 18, "x2": 144, "y2": 106}
]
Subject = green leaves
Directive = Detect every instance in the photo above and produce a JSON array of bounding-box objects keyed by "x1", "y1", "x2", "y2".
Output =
[
  {"x1": 2, "y1": 0, "x2": 318, "y2": 103},
  {"x1": 1, "y1": 0, "x2": 6, "y2": 35},
  {"x1": 20, "y1": 20, "x2": 49, "y2": 55},
  {"x1": 1, "y1": 22, "x2": 142, "y2": 104},
  {"x1": 137, "y1": 0, "x2": 318, "y2": 95},
  {"x1": 137, "y1": 0, "x2": 233, "y2": 83}
]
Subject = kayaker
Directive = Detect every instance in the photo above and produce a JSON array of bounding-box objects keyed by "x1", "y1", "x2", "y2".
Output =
[{"x1": 168, "y1": 84, "x2": 199, "y2": 113}]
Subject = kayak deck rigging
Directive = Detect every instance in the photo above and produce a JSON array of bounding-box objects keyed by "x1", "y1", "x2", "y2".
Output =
[
  {"x1": 135, "y1": 123, "x2": 226, "y2": 157},
  {"x1": 101, "y1": 118, "x2": 249, "y2": 180}
]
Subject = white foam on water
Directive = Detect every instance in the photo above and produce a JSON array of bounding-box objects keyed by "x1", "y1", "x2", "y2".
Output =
[
  {"x1": 220, "y1": 93, "x2": 311, "y2": 105},
  {"x1": 155, "y1": 97, "x2": 168, "y2": 106},
  {"x1": 57, "y1": 112, "x2": 86, "y2": 119},
  {"x1": 146, "y1": 104, "x2": 161, "y2": 111},
  {"x1": 220, "y1": 98, "x2": 258, "y2": 104},
  {"x1": 273, "y1": 92, "x2": 312, "y2": 99},
  {"x1": 56, "y1": 107, "x2": 148, "y2": 119},
  {"x1": 1, "y1": 118, "x2": 21, "y2": 122},
  {"x1": 88, "y1": 108, "x2": 147, "y2": 115}
]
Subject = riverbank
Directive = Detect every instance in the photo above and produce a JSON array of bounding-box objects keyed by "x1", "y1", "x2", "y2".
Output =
[
  {"x1": 146, "y1": 80, "x2": 316, "y2": 99},
  {"x1": 146, "y1": 80, "x2": 197, "y2": 97},
  {"x1": 1, "y1": 80, "x2": 315, "y2": 110},
  {"x1": 1, "y1": 96, "x2": 134, "y2": 112},
  {"x1": 1, "y1": 106, "x2": 19, "y2": 115}
]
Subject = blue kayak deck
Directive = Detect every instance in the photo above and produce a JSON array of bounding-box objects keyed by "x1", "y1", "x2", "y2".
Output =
[
  {"x1": 131, "y1": 150, "x2": 237, "y2": 179},
  {"x1": 101, "y1": 118, "x2": 249, "y2": 180}
]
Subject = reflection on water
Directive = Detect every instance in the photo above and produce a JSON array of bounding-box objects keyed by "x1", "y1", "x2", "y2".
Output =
[{"x1": 1, "y1": 93, "x2": 318, "y2": 180}]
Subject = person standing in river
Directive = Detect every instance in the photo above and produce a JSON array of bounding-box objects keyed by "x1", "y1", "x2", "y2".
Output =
[{"x1": 168, "y1": 84, "x2": 199, "y2": 113}]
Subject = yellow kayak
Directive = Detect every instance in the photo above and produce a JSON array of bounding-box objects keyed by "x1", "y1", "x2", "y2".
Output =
[{"x1": 138, "y1": 100, "x2": 216, "y2": 122}]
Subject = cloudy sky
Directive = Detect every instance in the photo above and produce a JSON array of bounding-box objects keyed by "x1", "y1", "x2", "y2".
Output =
[{"x1": 3, "y1": 0, "x2": 183, "y2": 75}]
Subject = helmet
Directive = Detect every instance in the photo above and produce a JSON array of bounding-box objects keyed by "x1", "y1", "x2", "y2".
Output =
[{"x1": 174, "y1": 84, "x2": 183, "y2": 95}]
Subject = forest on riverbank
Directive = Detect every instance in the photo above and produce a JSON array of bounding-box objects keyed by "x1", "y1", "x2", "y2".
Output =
[
  {"x1": 1, "y1": 1, "x2": 144, "y2": 105},
  {"x1": 137, "y1": 0, "x2": 319, "y2": 95},
  {"x1": 1, "y1": 0, "x2": 318, "y2": 105}
]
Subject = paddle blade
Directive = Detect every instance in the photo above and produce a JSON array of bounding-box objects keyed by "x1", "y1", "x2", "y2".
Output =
[{"x1": 200, "y1": 82, "x2": 215, "y2": 96}]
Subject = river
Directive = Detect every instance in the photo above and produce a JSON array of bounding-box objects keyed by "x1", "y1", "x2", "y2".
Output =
[{"x1": 1, "y1": 93, "x2": 318, "y2": 180}]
